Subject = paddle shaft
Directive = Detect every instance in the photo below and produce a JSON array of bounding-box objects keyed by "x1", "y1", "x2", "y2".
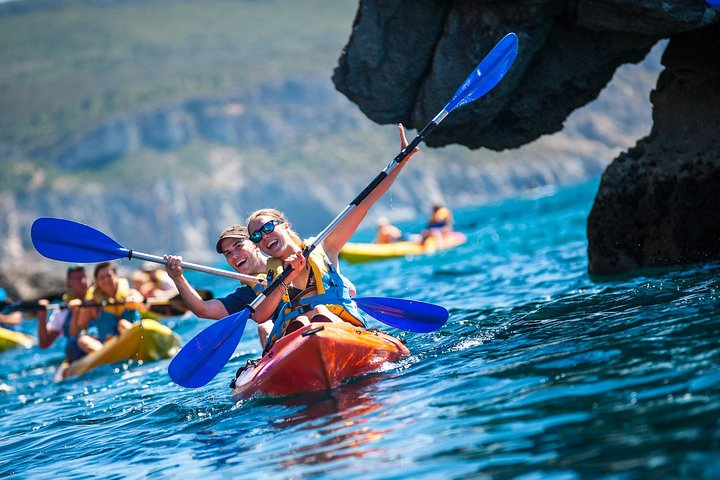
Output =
[
  {"x1": 4, "y1": 297, "x2": 188, "y2": 313},
  {"x1": 127, "y1": 251, "x2": 262, "y2": 285}
]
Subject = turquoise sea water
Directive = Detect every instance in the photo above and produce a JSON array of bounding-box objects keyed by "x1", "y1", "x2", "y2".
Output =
[{"x1": 2, "y1": 179, "x2": 719, "y2": 479}]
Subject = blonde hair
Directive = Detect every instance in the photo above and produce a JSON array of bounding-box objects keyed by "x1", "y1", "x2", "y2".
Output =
[{"x1": 246, "y1": 208, "x2": 302, "y2": 246}]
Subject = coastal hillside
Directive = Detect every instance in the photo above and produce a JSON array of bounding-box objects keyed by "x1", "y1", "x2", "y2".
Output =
[{"x1": 0, "y1": 0, "x2": 661, "y2": 297}]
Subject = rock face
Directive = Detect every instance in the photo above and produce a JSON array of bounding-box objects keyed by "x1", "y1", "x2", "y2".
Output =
[
  {"x1": 53, "y1": 76, "x2": 347, "y2": 170},
  {"x1": 588, "y1": 27, "x2": 720, "y2": 275},
  {"x1": 333, "y1": 0, "x2": 720, "y2": 275}
]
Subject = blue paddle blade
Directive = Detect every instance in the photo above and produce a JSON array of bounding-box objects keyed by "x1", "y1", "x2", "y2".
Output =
[
  {"x1": 168, "y1": 309, "x2": 250, "y2": 388},
  {"x1": 31, "y1": 217, "x2": 131, "y2": 263},
  {"x1": 444, "y1": 32, "x2": 519, "y2": 112},
  {"x1": 354, "y1": 297, "x2": 448, "y2": 333}
]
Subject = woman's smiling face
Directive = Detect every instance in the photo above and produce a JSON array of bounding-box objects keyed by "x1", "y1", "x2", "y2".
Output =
[{"x1": 248, "y1": 215, "x2": 290, "y2": 258}]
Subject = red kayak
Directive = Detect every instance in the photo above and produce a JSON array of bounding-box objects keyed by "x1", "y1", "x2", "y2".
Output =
[{"x1": 230, "y1": 322, "x2": 410, "y2": 400}]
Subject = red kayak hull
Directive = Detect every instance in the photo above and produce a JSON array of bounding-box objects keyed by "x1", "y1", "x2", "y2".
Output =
[{"x1": 231, "y1": 323, "x2": 409, "y2": 400}]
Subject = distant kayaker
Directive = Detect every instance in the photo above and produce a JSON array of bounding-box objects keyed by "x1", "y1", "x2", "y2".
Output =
[
  {"x1": 247, "y1": 123, "x2": 420, "y2": 351},
  {"x1": 421, "y1": 203, "x2": 454, "y2": 245},
  {"x1": 163, "y1": 225, "x2": 274, "y2": 346},
  {"x1": 375, "y1": 217, "x2": 403, "y2": 244},
  {"x1": 135, "y1": 262, "x2": 179, "y2": 300},
  {"x1": 72, "y1": 262, "x2": 144, "y2": 351},
  {"x1": 36, "y1": 265, "x2": 96, "y2": 362}
]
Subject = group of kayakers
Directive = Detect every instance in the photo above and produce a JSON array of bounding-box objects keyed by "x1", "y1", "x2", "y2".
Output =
[
  {"x1": 3, "y1": 261, "x2": 180, "y2": 367},
  {"x1": 375, "y1": 203, "x2": 454, "y2": 245},
  {"x1": 38, "y1": 263, "x2": 150, "y2": 362}
]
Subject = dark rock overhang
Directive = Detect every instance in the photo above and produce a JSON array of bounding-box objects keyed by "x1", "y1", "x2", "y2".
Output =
[{"x1": 332, "y1": 0, "x2": 720, "y2": 275}]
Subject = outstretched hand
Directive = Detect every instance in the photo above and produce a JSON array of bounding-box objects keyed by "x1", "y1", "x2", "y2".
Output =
[{"x1": 399, "y1": 123, "x2": 420, "y2": 159}]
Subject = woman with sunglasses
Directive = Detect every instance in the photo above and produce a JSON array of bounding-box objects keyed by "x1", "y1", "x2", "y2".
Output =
[{"x1": 247, "y1": 124, "x2": 419, "y2": 350}]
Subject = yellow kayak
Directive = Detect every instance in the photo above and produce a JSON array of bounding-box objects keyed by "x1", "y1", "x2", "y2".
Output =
[
  {"x1": 54, "y1": 319, "x2": 181, "y2": 381},
  {"x1": 0, "y1": 326, "x2": 35, "y2": 351},
  {"x1": 340, "y1": 231, "x2": 467, "y2": 264}
]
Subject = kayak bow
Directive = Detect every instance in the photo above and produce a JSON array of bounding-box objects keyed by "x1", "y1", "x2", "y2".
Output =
[{"x1": 231, "y1": 322, "x2": 409, "y2": 400}]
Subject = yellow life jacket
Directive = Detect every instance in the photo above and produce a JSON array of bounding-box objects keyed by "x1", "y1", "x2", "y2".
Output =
[
  {"x1": 61, "y1": 292, "x2": 83, "y2": 303},
  {"x1": 429, "y1": 207, "x2": 452, "y2": 227},
  {"x1": 266, "y1": 244, "x2": 363, "y2": 327},
  {"x1": 86, "y1": 278, "x2": 133, "y2": 317}
]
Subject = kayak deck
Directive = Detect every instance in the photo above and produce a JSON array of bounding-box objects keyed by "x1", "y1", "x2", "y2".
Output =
[
  {"x1": 55, "y1": 319, "x2": 181, "y2": 381},
  {"x1": 0, "y1": 326, "x2": 35, "y2": 351},
  {"x1": 340, "y1": 231, "x2": 467, "y2": 263},
  {"x1": 231, "y1": 322, "x2": 409, "y2": 400}
]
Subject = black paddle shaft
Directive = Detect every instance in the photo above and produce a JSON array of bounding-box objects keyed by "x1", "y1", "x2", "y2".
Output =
[{"x1": 349, "y1": 121, "x2": 437, "y2": 207}]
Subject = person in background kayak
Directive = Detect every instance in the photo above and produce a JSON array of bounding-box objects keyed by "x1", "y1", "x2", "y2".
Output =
[
  {"x1": 71, "y1": 262, "x2": 143, "y2": 351},
  {"x1": 36, "y1": 265, "x2": 95, "y2": 362},
  {"x1": 163, "y1": 225, "x2": 275, "y2": 346},
  {"x1": 247, "y1": 123, "x2": 420, "y2": 351},
  {"x1": 375, "y1": 216, "x2": 403, "y2": 244},
  {"x1": 421, "y1": 203, "x2": 454, "y2": 246},
  {"x1": 137, "y1": 262, "x2": 179, "y2": 300}
]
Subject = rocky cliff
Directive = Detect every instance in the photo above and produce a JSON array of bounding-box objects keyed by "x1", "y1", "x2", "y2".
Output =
[{"x1": 332, "y1": 0, "x2": 720, "y2": 275}]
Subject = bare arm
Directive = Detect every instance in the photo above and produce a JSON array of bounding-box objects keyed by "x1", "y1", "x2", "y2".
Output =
[
  {"x1": 322, "y1": 124, "x2": 419, "y2": 263},
  {"x1": 251, "y1": 253, "x2": 306, "y2": 324},
  {"x1": 0, "y1": 311, "x2": 22, "y2": 326},
  {"x1": 70, "y1": 301, "x2": 93, "y2": 338},
  {"x1": 36, "y1": 301, "x2": 60, "y2": 349}
]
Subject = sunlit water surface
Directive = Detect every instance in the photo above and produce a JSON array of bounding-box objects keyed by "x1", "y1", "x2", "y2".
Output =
[{"x1": 2, "y1": 179, "x2": 719, "y2": 479}]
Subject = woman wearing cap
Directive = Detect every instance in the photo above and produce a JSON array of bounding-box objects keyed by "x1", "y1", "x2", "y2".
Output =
[
  {"x1": 163, "y1": 225, "x2": 274, "y2": 346},
  {"x1": 248, "y1": 124, "x2": 419, "y2": 350}
]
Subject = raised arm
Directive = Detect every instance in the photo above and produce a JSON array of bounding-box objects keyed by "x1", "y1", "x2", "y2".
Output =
[{"x1": 321, "y1": 124, "x2": 419, "y2": 263}]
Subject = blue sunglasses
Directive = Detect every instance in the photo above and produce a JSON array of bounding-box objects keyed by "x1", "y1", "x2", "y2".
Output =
[{"x1": 249, "y1": 219, "x2": 284, "y2": 244}]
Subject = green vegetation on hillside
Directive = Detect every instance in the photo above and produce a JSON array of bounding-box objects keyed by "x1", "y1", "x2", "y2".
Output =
[{"x1": 0, "y1": 0, "x2": 358, "y2": 153}]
